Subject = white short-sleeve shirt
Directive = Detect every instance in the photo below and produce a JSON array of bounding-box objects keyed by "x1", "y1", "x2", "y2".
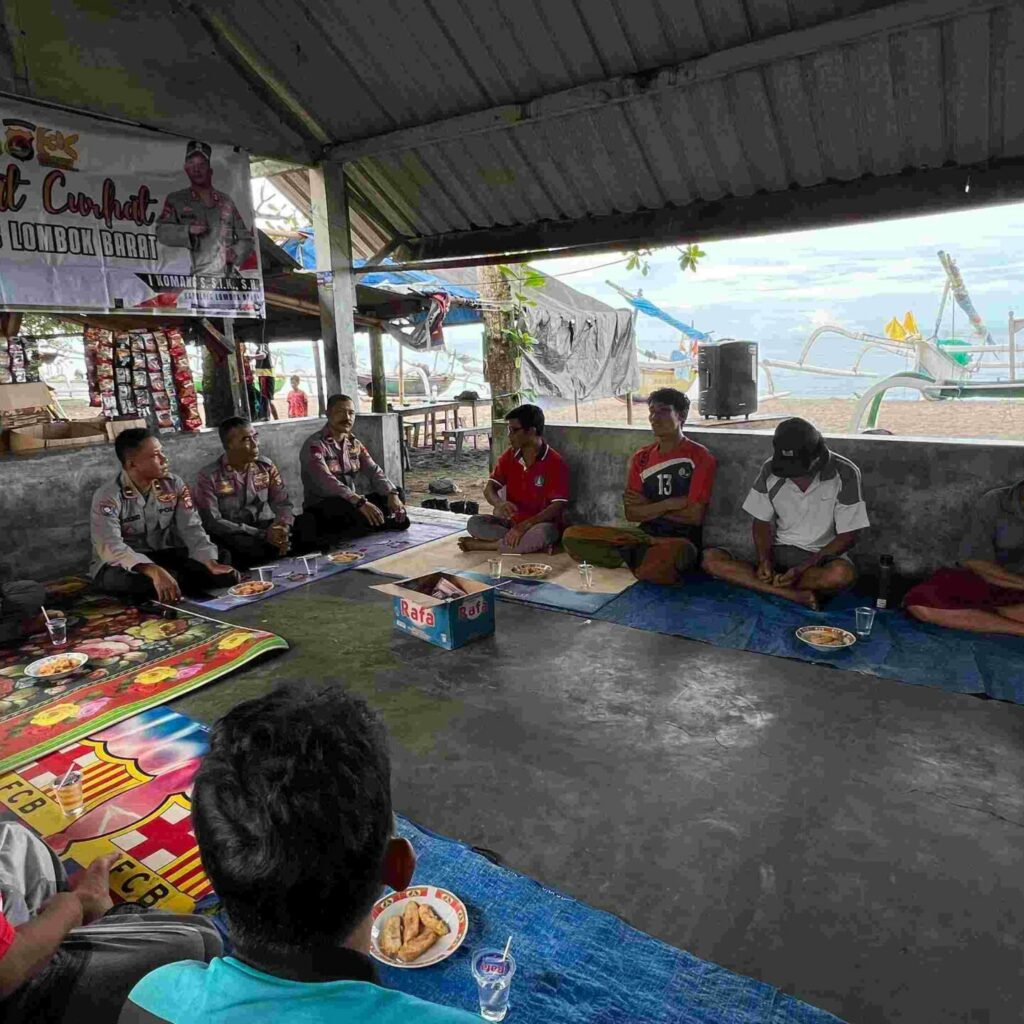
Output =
[{"x1": 741, "y1": 452, "x2": 870, "y2": 552}]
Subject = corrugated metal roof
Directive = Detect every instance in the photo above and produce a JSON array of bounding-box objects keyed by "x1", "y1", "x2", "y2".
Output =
[{"x1": 8, "y1": 1, "x2": 1024, "y2": 262}]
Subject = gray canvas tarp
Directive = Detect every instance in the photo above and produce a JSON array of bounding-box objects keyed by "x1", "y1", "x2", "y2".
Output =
[{"x1": 519, "y1": 274, "x2": 639, "y2": 401}]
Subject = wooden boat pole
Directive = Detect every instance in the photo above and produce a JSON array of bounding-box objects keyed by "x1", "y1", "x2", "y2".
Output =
[
  {"x1": 369, "y1": 325, "x2": 387, "y2": 414},
  {"x1": 398, "y1": 337, "x2": 405, "y2": 405}
]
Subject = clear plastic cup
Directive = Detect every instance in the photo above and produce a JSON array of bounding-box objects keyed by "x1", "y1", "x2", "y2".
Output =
[
  {"x1": 53, "y1": 770, "x2": 84, "y2": 817},
  {"x1": 855, "y1": 606, "x2": 876, "y2": 637},
  {"x1": 471, "y1": 949, "x2": 516, "y2": 1021},
  {"x1": 256, "y1": 566, "x2": 274, "y2": 583},
  {"x1": 302, "y1": 554, "x2": 320, "y2": 577},
  {"x1": 487, "y1": 558, "x2": 502, "y2": 580},
  {"x1": 578, "y1": 562, "x2": 594, "y2": 590},
  {"x1": 46, "y1": 617, "x2": 68, "y2": 648}
]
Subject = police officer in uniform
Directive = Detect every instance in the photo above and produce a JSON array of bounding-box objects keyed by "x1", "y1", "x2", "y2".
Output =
[
  {"x1": 90, "y1": 429, "x2": 238, "y2": 603},
  {"x1": 193, "y1": 416, "x2": 296, "y2": 569},
  {"x1": 295, "y1": 393, "x2": 409, "y2": 548},
  {"x1": 155, "y1": 141, "x2": 254, "y2": 278}
]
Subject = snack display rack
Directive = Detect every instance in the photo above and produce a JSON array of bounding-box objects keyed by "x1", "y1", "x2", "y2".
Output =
[{"x1": 85, "y1": 326, "x2": 202, "y2": 433}]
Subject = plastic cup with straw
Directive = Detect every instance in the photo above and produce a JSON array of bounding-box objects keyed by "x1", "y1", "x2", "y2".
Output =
[
  {"x1": 472, "y1": 935, "x2": 516, "y2": 1021},
  {"x1": 42, "y1": 606, "x2": 67, "y2": 648},
  {"x1": 52, "y1": 760, "x2": 85, "y2": 818}
]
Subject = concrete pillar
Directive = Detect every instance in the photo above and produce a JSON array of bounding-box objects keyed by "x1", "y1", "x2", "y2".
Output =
[{"x1": 309, "y1": 162, "x2": 358, "y2": 400}]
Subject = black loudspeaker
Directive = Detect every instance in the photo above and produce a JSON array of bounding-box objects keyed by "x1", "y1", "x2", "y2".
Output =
[{"x1": 698, "y1": 340, "x2": 758, "y2": 419}]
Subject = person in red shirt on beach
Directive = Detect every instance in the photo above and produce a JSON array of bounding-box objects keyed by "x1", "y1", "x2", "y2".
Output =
[
  {"x1": 286, "y1": 376, "x2": 309, "y2": 419},
  {"x1": 458, "y1": 404, "x2": 570, "y2": 554},
  {"x1": 563, "y1": 387, "x2": 717, "y2": 584}
]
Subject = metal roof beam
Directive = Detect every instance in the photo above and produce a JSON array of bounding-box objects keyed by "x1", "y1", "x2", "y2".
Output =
[
  {"x1": 324, "y1": 0, "x2": 1002, "y2": 162},
  {"x1": 394, "y1": 161, "x2": 1024, "y2": 266},
  {"x1": 190, "y1": 4, "x2": 331, "y2": 150}
]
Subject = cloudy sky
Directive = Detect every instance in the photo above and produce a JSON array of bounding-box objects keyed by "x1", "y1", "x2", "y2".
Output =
[
  {"x1": 526, "y1": 199, "x2": 1024, "y2": 395},
  {"x1": 259, "y1": 178, "x2": 1024, "y2": 397}
]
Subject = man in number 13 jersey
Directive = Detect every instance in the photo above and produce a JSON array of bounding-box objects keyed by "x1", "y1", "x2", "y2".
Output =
[{"x1": 564, "y1": 388, "x2": 716, "y2": 584}]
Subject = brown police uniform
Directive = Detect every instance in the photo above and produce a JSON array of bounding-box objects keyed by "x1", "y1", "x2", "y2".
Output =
[
  {"x1": 296, "y1": 425, "x2": 408, "y2": 544},
  {"x1": 155, "y1": 188, "x2": 254, "y2": 277},
  {"x1": 193, "y1": 455, "x2": 295, "y2": 567}
]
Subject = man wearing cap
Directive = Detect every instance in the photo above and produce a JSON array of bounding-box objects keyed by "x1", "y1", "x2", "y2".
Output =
[
  {"x1": 156, "y1": 141, "x2": 254, "y2": 278},
  {"x1": 702, "y1": 418, "x2": 868, "y2": 608},
  {"x1": 193, "y1": 416, "x2": 296, "y2": 569},
  {"x1": 90, "y1": 428, "x2": 239, "y2": 603},
  {"x1": 903, "y1": 476, "x2": 1024, "y2": 636}
]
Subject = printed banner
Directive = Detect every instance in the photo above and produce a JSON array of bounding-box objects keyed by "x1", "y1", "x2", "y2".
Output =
[{"x1": 0, "y1": 98, "x2": 263, "y2": 317}]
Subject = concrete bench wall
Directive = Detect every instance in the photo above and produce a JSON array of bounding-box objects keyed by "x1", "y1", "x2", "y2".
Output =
[
  {"x1": 0, "y1": 414, "x2": 402, "y2": 581},
  {"x1": 539, "y1": 424, "x2": 1024, "y2": 579}
]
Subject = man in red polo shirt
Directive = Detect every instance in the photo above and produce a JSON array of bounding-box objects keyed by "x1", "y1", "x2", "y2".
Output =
[
  {"x1": 564, "y1": 387, "x2": 717, "y2": 584},
  {"x1": 458, "y1": 404, "x2": 570, "y2": 554}
]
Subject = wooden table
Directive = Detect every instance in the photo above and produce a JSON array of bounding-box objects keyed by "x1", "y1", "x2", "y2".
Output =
[{"x1": 394, "y1": 401, "x2": 460, "y2": 449}]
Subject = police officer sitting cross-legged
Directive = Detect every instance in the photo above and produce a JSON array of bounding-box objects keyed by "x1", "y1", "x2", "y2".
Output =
[
  {"x1": 90, "y1": 429, "x2": 239, "y2": 603},
  {"x1": 295, "y1": 393, "x2": 409, "y2": 548},
  {"x1": 193, "y1": 417, "x2": 296, "y2": 570}
]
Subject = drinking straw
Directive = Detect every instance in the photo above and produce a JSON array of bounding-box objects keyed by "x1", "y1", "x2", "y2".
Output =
[
  {"x1": 501, "y1": 935, "x2": 512, "y2": 962},
  {"x1": 55, "y1": 760, "x2": 77, "y2": 793},
  {"x1": 40, "y1": 606, "x2": 51, "y2": 624}
]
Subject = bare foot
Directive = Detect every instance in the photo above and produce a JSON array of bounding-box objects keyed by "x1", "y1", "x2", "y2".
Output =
[{"x1": 793, "y1": 589, "x2": 819, "y2": 610}]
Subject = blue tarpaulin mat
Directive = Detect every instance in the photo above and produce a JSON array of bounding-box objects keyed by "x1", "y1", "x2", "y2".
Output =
[
  {"x1": 377, "y1": 816, "x2": 844, "y2": 1023},
  {"x1": 592, "y1": 576, "x2": 1024, "y2": 704},
  {"x1": 453, "y1": 568, "x2": 625, "y2": 616}
]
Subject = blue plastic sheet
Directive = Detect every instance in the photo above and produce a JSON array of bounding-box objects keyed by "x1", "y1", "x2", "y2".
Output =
[
  {"x1": 453, "y1": 568, "x2": 625, "y2": 616},
  {"x1": 593, "y1": 577, "x2": 1024, "y2": 704},
  {"x1": 381, "y1": 816, "x2": 844, "y2": 1023}
]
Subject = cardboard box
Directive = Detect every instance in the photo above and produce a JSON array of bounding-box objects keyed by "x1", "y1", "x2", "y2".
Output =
[
  {"x1": 9, "y1": 421, "x2": 108, "y2": 454},
  {"x1": 371, "y1": 572, "x2": 496, "y2": 650},
  {"x1": 104, "y1": 417, "x2": 148, "y2": 442},
  {"x1": 0, "y1": 382, "x2": 50, "y2": 414}
]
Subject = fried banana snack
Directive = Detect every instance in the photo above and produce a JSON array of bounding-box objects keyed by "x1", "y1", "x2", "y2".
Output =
[
  {"x1": 403, "y1": 900, "x2": 421, "y2": 941},
  {"x1": 397, "y1": 928, "x2": 438, "y2": 963},
  {"x1": 418, "y1": 904, "x2": 450, "y2": 937},
  {"x1": 380, "y1": 914, "x2": 403, "y2": 956}
]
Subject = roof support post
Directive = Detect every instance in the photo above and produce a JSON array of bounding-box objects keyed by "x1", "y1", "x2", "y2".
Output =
[{"x1": 309, "y1": 162, "x2": 358, "y2": 399}]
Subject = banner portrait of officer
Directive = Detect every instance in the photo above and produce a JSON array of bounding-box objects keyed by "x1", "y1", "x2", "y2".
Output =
[{"x1": 155, "y1": 140, "x2": 255, "y2": 278}]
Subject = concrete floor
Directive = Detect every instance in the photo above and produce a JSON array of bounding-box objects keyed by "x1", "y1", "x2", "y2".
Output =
[{"x1": 175, "y1": 571, "x2": 1024, "y2": 1024}]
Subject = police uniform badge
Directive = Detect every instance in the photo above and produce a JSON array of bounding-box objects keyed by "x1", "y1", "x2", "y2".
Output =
[
  {"x1": 155, "y1": 480, "x2": 176, "y2": 503},
  {"x1": 99, "y1": 500, "x2": 118, "y2": 518}
]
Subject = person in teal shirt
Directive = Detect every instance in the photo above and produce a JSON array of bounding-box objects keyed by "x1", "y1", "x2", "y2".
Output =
[{"x1": 118, "y1": 688, "x2": 480, "y2": 1024}]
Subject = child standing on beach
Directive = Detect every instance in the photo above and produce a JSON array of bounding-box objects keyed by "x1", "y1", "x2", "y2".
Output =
[{"x1": 287, "y1": 375, "x2": 309, "y2": 418}]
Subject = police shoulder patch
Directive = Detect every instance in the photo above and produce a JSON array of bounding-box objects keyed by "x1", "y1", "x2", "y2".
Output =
[
  {"x1": 99, "y1": 500, "x2": 118, "y2": 518},
  {"x1": 179, "y1": 484, "x2": 195, "y2": 510}
]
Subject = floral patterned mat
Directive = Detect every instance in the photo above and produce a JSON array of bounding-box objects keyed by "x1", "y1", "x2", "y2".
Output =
[{"x1": 0, "y1": 580, "x2": 287, "y2": 774}]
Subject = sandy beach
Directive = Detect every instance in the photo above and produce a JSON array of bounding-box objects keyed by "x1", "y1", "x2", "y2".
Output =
[{"x1": 371, "y1": 394, "x2": 1024, "y2": 440}]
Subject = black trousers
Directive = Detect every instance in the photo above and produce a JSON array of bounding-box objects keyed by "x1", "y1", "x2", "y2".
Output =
[
  {"x1": 216, "y1": 531, "x2": 283, "y2": 570},
  {"x1": 295, "y1": 491, "x2": 410, "y2": 549},
  {"x1": 94, "y1": 549, "x2": 231, "y2": 600}
]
